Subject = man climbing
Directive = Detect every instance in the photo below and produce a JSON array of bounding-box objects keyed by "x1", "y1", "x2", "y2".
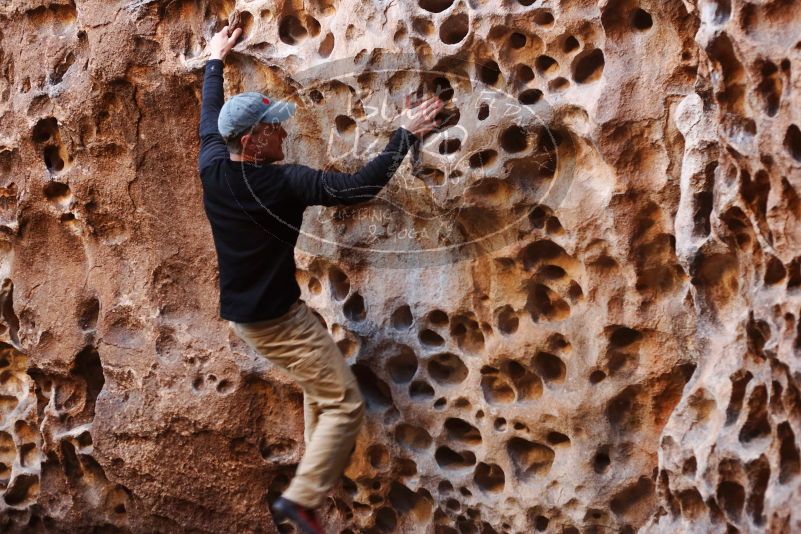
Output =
[{"x1": 199, "y1": 25, "x2": 444, "y2": 534}]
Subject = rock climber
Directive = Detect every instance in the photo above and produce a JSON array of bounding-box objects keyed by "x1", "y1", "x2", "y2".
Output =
[{"x1": 198, "y1": 24, "x2": 444, "y2": 534}]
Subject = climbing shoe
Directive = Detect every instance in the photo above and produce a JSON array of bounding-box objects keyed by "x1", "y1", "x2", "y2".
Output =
[{"x1": 270, "y1": 496, "x2": 324, "y2": 534}]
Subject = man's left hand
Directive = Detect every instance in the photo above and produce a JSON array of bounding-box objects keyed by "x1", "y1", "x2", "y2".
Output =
[{"x1": 209, "y1": 25, "x2": 243, "y2": 61}]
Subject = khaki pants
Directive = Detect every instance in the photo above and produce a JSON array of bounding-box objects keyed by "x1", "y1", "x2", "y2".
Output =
[{"x1": 230, "y1": 300, "x2": 365, "y2": 509}]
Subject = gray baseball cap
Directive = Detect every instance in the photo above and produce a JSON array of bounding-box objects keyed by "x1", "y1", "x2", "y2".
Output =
[{"x1": 218, "y1": 92, "x2": 296, "y2": 139}]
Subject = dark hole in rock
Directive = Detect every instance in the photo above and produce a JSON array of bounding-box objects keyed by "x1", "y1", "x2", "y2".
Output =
[
  {"x1": 610, "y1": 476, "x2": 655, "y2": 516},
  {"x1": 606, "y1": 386, "x2": 642, "y2": 431},
  {"x1": 469, "y1": 149, "x2": 497, "y2": 168},
  {"x1": 717, "y1": 480, "x2": 745, "y2": 521},
  {"x1": 387, "y1": 345, "x2": 419, "y2": 383},
  {"x1": 519, "y1": 88, "x2": 543, "y2": 105},
  {"x1": 278, "y1": 15, "x2": 308, "y2": 45},
  {"x1": 738, "y1": 384, "x2": 770, "y2": 443},
  {"x1": 439, "y1": 138, "x2": 461, "y2": 154},
  {"x1": 427, "y1": 309, "x2": 449, "y2": 325},
  {"x1": 432, "y1": 76, "x2": 454, "y2": 101},
  {"x1": 43, "y1": 146, "x2": 64, "y2": 172},
  {"x1": 43, "y1": 181, "x2": 70, "y2": 201},
  {"x1": 609, "y1": 326, "x2": 641, "y2": 348},
  {"x1": 32, "y1": 117, "x2": 58, "y2": 144},
  {"x1": 632, "y1": 8, "x2": 653, "y2": 30},
  {"x1": 515, "y1": 64, "x2": 535, "y2": 83},
  {"x1": 507, "y1": 437, "x2": 554, "y2": 479},
  {"x1": 594, "y1": 449, "x2": 611, "y2": 473},
  {"x1": 477, "y1": 102, "x2": 490, "y2": 120},
  {"x1": 343, "y1": 292, "x2": 366, "y2": 322},
  {"x1": 318, "y1": 32, "x2": 335, "y2": 57},
  {"x1": 500, "y1": 124, "x2": 528, "y2": 153},
  {"x1": 533, "y1": 352, "x2": 566, "y2": 383},
  {"x1": 435, "y1": 106, "x2": 461, "y2": 131},
  {"x1": 352, "y1": 363, "x2": 393, "y2": 411},
  {"x1": 335, "y1": 115, "x2": 356, "y2": 134},
  {"x1": 535, "y1": 55, "x2": 558, "y2": 75},
  {"x1": 60, "y1": 440, "x2": 82, "y2": 479},
  {"x1": 764, "y1": 255, "x2": 786, "y2": 285},
  {"x1": 746, "y1": 455, "x2": 770, "y2": 525},
  {"x1": 391, "y1": 305, "x2": 414, "y2": 329},
  {"x1": 444, "y1": 418, "x2": 482, "y2": 444},
  {"x1": 419, "y1": 329, "x2": 445, "y2": 346},
  {"x1": 725, "y1": 370, "x2": 753, "y2": 425},
  {"x1": 307, "y1": 277, "x2": 321, "y2": 294},
  {"x1": 412, "y1": 16, "x2": 434, "y2": 36},
  {"x1": 419, "y1": 0, "x2": 454, "y2": 13},
  {"x1": 3, "y1": 473, "x2": 39, "y2": 506},
  {"x1": 473, "y1": 462, "x2": 505, "y2": 492},
  {"x1": 409, "y1": 380, "x2": 434, "y2": 399},
  {"x1": 304, "y1": 15, "x2": 321, "y2": 37},
  {"x1": 509, "y1": 32, "x2": 526, "y2": 49},
  {"x1": 478, "y1": 60, "x2": 501, "y2": 85},
  {"x1": 784, "y1": 124, "x2": 801, "y2": 162},
  {"x1": 328, "y1": 266, "x2": 350, "y2": 300},
  {"x1": 375, "y1": 507, "x2": 397, "y2": 531},
  {"x1": 428, "y1": 352, "x2": 468, "y2": 384},
  {"x1": 563, "y1": 35, "x2": 580, "y2": 53},
  {"x1": 533, "y1": 10, "x2": 554, "y2": 25},
  {"x1": 435, "y1": 446, "x2": 476, "y2": 469},
  {"x1": 546, "y1": 431, "x2": 570, "y2": 446},
  {"x1": 548, "y1": 77, "x2": 569, "y2": 92},
  {"x1": 572, "y1": 48, "x2": 605, "y2": 83},
  {"x1": 440, "y1": 13, "x2": 469, "y2": 45},
  {"x1": 496, "y1": 305, "x2": 518, "y2": 335},
  {"x1": 481, "y1": 374, "x2": 515, "y2": 405},
  {"x1": 72, "y1": 345, "x2": 105, "y2": 417},
  {"x1": 778, "y1": 421, "x2": 801, "y2": 483}
]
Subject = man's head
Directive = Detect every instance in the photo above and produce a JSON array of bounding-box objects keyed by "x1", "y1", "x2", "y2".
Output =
[
  {"x1": 218, "y1": 92, "x2": 295, "y2": 163},
  {"x1": 225, "y1": 122, "x2": 288, "y2": 162}
]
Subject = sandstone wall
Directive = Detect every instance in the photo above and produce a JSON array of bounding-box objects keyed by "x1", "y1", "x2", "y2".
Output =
[{"x1": 0, "y1": 0, "x2": 799, "y2": 533}]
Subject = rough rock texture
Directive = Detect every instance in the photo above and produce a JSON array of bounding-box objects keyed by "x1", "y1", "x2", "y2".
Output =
[{"x1": 0, "y1": 0, "x2": 799, "y2": 533}]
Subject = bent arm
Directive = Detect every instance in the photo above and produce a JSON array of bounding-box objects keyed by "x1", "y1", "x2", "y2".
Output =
[
  {"x1": 198, "y1": 59, "x2": 228, "y2": 173},
  {"x1": 284, "y1": 127, "x2": 418, "y2": 206}
]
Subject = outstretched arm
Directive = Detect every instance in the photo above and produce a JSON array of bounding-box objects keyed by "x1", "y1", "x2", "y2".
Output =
[
  {"x1": 283, "y1": 127, "x2": 417, "y2": 206},
  {"x1": 283, "y1": 96, "x2": 444, "y2": 206},
  {"x1": 198, "y1": 26, "x2": 242, "y2": 174}
]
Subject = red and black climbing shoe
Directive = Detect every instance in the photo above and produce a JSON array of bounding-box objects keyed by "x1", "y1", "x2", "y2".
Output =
[{"x1": 270, "y1": 497, "x2": 324, "y2": 534}]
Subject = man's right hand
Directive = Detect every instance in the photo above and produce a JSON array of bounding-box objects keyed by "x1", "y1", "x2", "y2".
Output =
[
  {"x1": 209, "y1": 25, "x2": 243, "y2": 61},
  {"x1": 399, "y1": 95, "x2": 445, "y2": 139}
]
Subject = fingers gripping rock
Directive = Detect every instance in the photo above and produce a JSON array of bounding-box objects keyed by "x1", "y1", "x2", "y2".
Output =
[{"x1": 227, "y1": 10, "x2": 244, "y2": 43}]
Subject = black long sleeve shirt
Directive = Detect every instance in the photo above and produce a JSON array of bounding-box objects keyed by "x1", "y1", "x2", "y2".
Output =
[{"x1": 198, "y1": 59, "x2": 417, "y2": 322}]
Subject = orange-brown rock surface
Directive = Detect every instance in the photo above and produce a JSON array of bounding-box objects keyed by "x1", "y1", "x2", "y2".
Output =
[{"x1": 0, "y1": 0, "x2": 799, "y2": 532}]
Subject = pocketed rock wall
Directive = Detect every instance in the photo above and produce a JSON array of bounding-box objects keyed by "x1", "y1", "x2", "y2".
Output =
[{"x1": 0, "y1": 0, "x2": 799, "y2": 532}]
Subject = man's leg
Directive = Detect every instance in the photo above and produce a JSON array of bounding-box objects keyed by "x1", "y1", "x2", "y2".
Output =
[
  {"x1": 303, "y1": 393, "x2": 319, "y2": 446},
  {"x1": 232, "y1": 301, "x2": 365, "y2": 509}
]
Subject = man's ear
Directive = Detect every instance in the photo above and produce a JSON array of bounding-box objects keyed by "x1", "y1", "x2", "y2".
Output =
[{"x1": 240, "y1": 132, "x2": 252, "y2": 150}]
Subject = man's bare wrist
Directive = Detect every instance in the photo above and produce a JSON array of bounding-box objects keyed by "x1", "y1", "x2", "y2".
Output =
[{"x1": 210, "y1": 54, "x2": 223, "y2": 61}]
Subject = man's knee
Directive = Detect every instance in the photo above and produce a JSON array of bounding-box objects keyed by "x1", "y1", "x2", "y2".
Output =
[
  {"x1": 345, "y1": 385, "x2": 365, "y2": 432},
  {"x1": 316, "y1": 380, "x2": 364, "y2": 432}
]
